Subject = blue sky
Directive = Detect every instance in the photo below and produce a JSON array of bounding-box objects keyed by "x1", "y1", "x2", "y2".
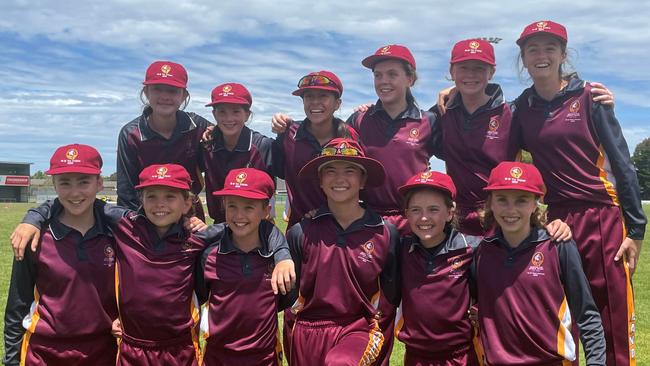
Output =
[{"x1": 2, "y1": 0, "x2": 649, "y2": 174}]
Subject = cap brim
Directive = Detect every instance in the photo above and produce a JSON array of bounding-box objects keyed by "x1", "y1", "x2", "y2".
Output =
[
  {"x1": 516, "y1": 32, "x2": 567, "y2": 46},
  {"x1": 450, "y1": 55, "x2": 496, "y2": 66},
  {"x1": 143, "y1": 80, "x2": 187, "y2": 89},
  {"x1": 483, "y1": 185, "x2": 545, "y2": 196},
  {"x1": 134, "y1": 181, "x2": 190, "y2": 190},
  {"x1": 398, "y1": 183, "x2": 455, "y2": 199},
  {"x1": 212, "y1": 190, "x2": 270, "y2": 200},
  {"x1": 291, "y1": 85, "x2": 340, "y2": 97},
  {"x1": 46, "y1": 167, "x2": 101, "y2": 175},
  {"x1": 205, "y1": 97, "x2": 251, "y2": 107},
  {"x1": 298, "y1": 155, "x2": 385, "y2": 186}
]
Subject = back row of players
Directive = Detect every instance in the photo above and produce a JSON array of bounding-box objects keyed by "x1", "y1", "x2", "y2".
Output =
[{"x1": 6, "y1": 19, "x2": 645, "y2": 366}]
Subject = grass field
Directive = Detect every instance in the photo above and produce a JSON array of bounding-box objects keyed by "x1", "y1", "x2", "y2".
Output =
[{"x1": 0, "y1": 202, "x2": 647, "y2": 364}]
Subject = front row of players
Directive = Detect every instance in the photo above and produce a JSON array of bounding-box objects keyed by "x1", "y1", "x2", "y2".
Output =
[{"x1": 5, "y1": 141, "x2": 605, "y2": 366}]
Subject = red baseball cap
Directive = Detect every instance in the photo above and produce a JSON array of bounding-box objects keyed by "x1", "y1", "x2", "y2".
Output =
[
  {"x1": 484, "y1": 161, "x2": 546, "y2": 196},
  {"x1": 516, "y1": 20, "x2": 568, "y2": 46},
  {"x1": 292, "y1": 70, "x2": 343, "y2": 98},
  {"x1": 398, "y1": 171, "x2": 457, "y2": 200},
  {"x1": 213, "y1": 168, "x2": 275, "y2": 200},
  {"x1": 135, "y1": 164, "x2": 192, "y2": 190},
  {"x1": 143, "y1": 61, "x2": 188, "y2": 89},
  {"x1": 450, "y1": 39, "x2": 496, "y2": 66},
  {"x1": 362, "y1": 44, "x2": 416, "y2": 70},
  {"x1": 46, "y1": 144, "x2": 103, "y2": 175},
  {"x1": 299, "y1": 138, "x2": 385, "y2": 187},
  {"x1": 205, "y1": 83, "x2": 252, "y2": 107}
]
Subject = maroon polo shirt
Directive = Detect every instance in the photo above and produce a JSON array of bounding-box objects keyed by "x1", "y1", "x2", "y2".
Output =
[
  {"x1": 4, "y1": 199, "x2": 118, "y2": 365},
  {"x1": 116, "y1": 110, "x2": 212, "y2": 211},
  {"x1": 432, "y1": 84, "x2": 519, "y2": 214},
  {"x1": 274, "y1": 118, "x2": 359, "y2": 228},
  {"x1": 202, "y1": 126, "x2": 274, "y2": 223},
  {"x1": 347, "y1": 101, "x2": 439, "y2": 216},
  {"x1": 395, "y1": 229, "x2": 481, "y2": 354},
  {"x1": 196, "y1": 221, "x2": 293, "y2": 357},
  {"x1": 513, "y1": 77, "x2": 646, "y2": 239},
  {"x1": 286, "y1": 206, "x2": 400, "y2": 322},
  {"x1": 472, "y1": 228, "x2": 605, "y2": 366}
]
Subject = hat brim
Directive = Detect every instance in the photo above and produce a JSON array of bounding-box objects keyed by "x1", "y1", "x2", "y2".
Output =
[
  {"x1": 362, "y1": 54, "x2": 415, "y2": 69},
  {"x1": 212, "y1": 190, "x2": 270, "y2": 200},
  {"x1": 134, "y1": 181, "x2": 190, "y2": 190},
  {"x1": 205, "y1": 97, "x2": 251, "y2": 107},
  {"x1": 398, "y1": 183, "x2": 455, "y2": 200},
  {"x1": 450, "y1": 55, "x2": 496, "y2": 66},
  {"x1": 483, "y1": 185, "x2": 545, "y2": 196},
  {"x1": 516, "y1": 32, "x2": 567, "y2": 46},
  {"x1": 298, "y1": 155, "x2": 386, "y2": 187},
  {"x1": 291, "y1": 85, "x2": 341, "y2": 97},
  {"x1": 143, "y1": 79, "x2": 187, "y2": 89},
  {"x1": 46, "y1": 167, "x2": 101, "y2": 175}
]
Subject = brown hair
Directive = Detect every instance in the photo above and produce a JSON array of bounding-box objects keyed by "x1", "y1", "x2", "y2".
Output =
[
  {"x1": 139, "y1": 86, "x2": 191, "y2": 115},
  {"x1": 516, "y1": 38, "x2": 577, "y2": 84},
  {"x1": 480, "y1": 193, "x2": 547, "y2": 230},
  {"x1": 373, "y1": 60, "x2": 419, "y2": 107},
  {"x1": 402, "y1": 187, "x2": 458, "y2": 229},
  {"x1": 137, "y1": 188, "x2": 195, "y2": 217}
]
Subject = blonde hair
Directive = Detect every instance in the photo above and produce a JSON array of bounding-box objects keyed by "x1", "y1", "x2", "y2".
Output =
[{"x1": 480, "y1": 193, "x2": 547, "y2": 230}]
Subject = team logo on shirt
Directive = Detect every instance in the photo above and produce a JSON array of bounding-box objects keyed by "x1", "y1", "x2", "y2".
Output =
[
  {"x1": 358, "y1": 241, "x2": 375, "y2": 263},
  {"x1": 379, "y1": 46, "x2": 391, "y2": 55},
  {"x1": 159, "y1": 64, "x2": 172, "y2": 78},
  {"x1": 219, "y1": 85, "x2": 234, "y2": 97},
  {"x1": 407, "y1": 128, "x2": 420, "y2": 146},
  {"x1": 527, "y1": 251, "x2": 545, "y2": 277},
  {"x1": 103, "y1": 244, "x2": 115, "y2": 267},
  {"x1": 182, "y1": 241, "x2": 193, "y2": 251},
  {"x1": 565, "y1": 99, "x2": 582, "y2": 123},
  {"x1": 448, "y1": 255, "x2": 465, "y2": 278},
  {"x1": 486, "y1": 116, "x2": 500, "y2": 140}
]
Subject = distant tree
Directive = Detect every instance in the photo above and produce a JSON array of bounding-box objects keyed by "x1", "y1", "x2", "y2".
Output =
[
  {"x1": 632, "y1": 138, "x2": 650, "y2": 200},
  {"x1": 31, "y1": 170, "x2": 46, "y2": 179},
  {"x1": 104, "y1": 172, "x2": 118, "y2": 181}
]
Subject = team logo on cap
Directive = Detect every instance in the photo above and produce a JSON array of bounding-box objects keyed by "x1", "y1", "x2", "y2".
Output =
[
  {"x1": 66, "y1": 148, "x2": 78, "y2": 160},
  {"x1": 156, "y1": 166, "x2": 169, "y2": 178},
  {"x1": 104, "y1": 244, "x2": 115, "y2": 267},
  {"x1": 510, "y1": 167, "x2": 523, "y2": 179},
  {"x1": 534, "y1": 21, "x2": 550, "y2": 31},
  {"x1": 219, "y1": 84, "x2": 235, "y2": 97},
  {"x1": 235, "y1": 171, "x2": 247, "y2": 184},
  {"x1": 419, "y1": 171, "x2": 433, "y2": 180},
  {"x1": 379, "y1": 46, "x2": 391, "y2": 54},
  {"x1": 160, "y1": 64, "x2": 172, "y2": 78},
  {"x1": 468, "y1": 41, "x2": 480, "y2": 52}
]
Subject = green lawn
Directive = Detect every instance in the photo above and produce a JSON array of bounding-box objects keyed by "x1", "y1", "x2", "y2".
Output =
[{"x1": 1, "y1": 203, "x2": 647, "y2": 364}]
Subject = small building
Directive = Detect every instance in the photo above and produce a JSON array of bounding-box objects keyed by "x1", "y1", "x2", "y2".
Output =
[{"x1": 0, "y1": 161, "x2": 31, "y2": 202}]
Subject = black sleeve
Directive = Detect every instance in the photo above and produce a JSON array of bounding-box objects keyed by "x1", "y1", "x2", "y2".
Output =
[
  {"x1": 101, "y1": 202, "x2": 132, "y2": 225},
  {"x1": 270, "y1": 134, "x2": 286, "y2": 180},
  {"x1": 468, "y1": 244, "x2": 481, "y2": 301},
  {"x1": 264, "y1": 221, "x2": 291, "y2": 263},
  {"x1": 280, "y1": 222, "x2": 305, "y2": 311},
  {"x1": 557, "y1": 240, "x2": 606, "y2": 365},
  {"x1": 3, "y1": 250, "x2": 37, "y2": 366},
  {"x1": 345, "y1": 111, "x2": 361, "y2": 131},
  {"x1": 193, "y1": 223, "x2": 226, "y2": 244},
  {"x1": 21, "y1": 199, "x2": 58, "y2": 228},
  {"x1": 379, "y1": 224, "x2": 401, "y2": 307},
  {"x1": 194, "y1": 245, "x2": 217, "y2": 305},
  {"x1": 424, "y1": 109, "x2": 443, "y2": 159},
  {"x1": 116, "y1": 124, "x2": 142, "y2": 211},
  {"x1": 591, "y1": 102, "x2": 647, "y2": 240},
  {"x1": 252, "y1": 132, "x2": 276, "y2": 178}
]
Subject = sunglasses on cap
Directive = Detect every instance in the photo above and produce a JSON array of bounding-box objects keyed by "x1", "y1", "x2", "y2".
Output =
[
  {"x1": 321, "y1": 146, "x2": 361, "y2": 157},
  {"x1": 297, "y1": 74, "x2": 339, "y2": 89}
]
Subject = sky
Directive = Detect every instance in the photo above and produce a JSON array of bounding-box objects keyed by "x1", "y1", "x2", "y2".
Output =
[{"x1": 1, "y1": 0, "x2": 649, "y2": 175}]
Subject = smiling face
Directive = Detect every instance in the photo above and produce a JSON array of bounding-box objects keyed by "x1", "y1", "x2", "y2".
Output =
[
  {"x1": 144, "y1": 84, "x2": 187, "y2": 117},
  {"x1": 224, "y1": 195, "x2": 270, "y2": 243},
  {"x1": 141, "y1": 186, "x2": 192, "y2": 237},
  {"x1": 319, "y1": 161, "x2": 366, "y2": 205},
  {"x1": 53, "y1": 173, "x2": 103, "y2": 219},
  {"x1": 405, "y1": 189, "x2": 453, "y2": 248},
  {"x1": 213, "y1": 103, "x2": 251, "y2": 141},
  {"x1": 372, "y1": 59, "x2": 414, "y2": 107},
  {"x1": 521, "y1": 34, "x2": 566, "y2": 83},
  {"x1": 488, "y1": 190, "x2": 537, "y2": 245},
  {"x1": 450, "y1": 60, "x2": 495, "y2": 98},
  {"x1": 301, "y1": 89, "x2": 340, "y2": 126}
]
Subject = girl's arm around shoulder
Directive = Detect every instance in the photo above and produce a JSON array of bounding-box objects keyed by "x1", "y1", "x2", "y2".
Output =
[
  {"x1": 557, "y1": 240, "x2": 606, "y2": 365},
  {"x1": 192, "y1": 223, "x2": 227, "y2": 244},
  {"x1": 380, "y1": 223, "x2": 401, "y2": 307},
  {"x1": 261, "y1": 220, "x2": 296, "y2": 296}
]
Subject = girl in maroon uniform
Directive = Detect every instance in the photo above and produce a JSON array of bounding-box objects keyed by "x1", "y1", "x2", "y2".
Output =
[
  {"x1": 513, "y1": 21, "x2": 645, "y2": 366},
  {"x1": 287, "y1": 138, "x2": 399, "y2": 366},
  {"x1": 117, "y1": 60, "x2": 211, "y2": 220},
  {"x1": 395, "y1": 171, "x2": 482, "y2": 366},
  {"x1": 473, "y1": 161, "x2": 605, "y2": 366}
]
